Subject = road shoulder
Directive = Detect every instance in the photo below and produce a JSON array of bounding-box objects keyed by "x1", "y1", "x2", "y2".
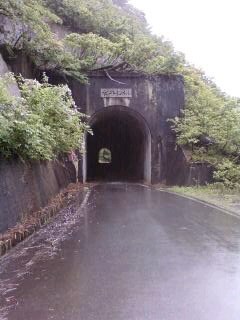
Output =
[{"x1": 154, "y1": 185, "x2": 240, "y2": 218}]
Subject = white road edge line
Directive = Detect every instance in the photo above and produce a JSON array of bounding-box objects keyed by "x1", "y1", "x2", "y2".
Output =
[
  {"x1": 79, "y1": 188, "x2": 92, "y2": 211},
  {"x1": 158, "y1": 188, "x2": 240, "y2": 220}
]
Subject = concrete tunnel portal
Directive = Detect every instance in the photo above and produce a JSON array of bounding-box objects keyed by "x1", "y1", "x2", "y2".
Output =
[{"x1": 85, "y1": 106, "x2": 152, "y2": 183}]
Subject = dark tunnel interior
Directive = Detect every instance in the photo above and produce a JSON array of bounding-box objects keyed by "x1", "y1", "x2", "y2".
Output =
[{"x1": 86, "y1": 108, "x2": 150, "y2": 182}]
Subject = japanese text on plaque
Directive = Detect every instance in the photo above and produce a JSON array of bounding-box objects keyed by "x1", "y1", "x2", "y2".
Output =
[{"x1": 101, "y1": 88, "x2": 132, "y2": 98}]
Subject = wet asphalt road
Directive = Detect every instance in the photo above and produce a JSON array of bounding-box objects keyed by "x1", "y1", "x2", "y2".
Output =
[{"x1": 1, "y1": 183, "x2": 240, "y2": 320}]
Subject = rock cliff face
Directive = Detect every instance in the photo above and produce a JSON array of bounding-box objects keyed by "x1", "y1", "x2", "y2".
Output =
[
  {"x1": 0, "y1": 14, "x2": 25, "y2": 48},
  {"x1": 0, "y1": 14, "x2": 24, "y2": 95},
  {"x1": 0, "y1": 13, "x2": 72, "y2": 81},
  {"x1": 0, "y1": 15, "x2": 77, "y2": 234},
  {"x1": 49, "y1": 22, "x2": 71, "y2": 40},
  {"x1": 0, "y1": 52, "x2": 21, "y2": 96}
]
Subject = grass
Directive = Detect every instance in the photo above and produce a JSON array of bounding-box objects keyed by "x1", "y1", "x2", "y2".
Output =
[{"x1": 167, "y1": 185, "x2": 240, "y2": 215}]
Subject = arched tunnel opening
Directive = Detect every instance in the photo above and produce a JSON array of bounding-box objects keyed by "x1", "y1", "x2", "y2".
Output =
[{"x1": 85, "y1": 106, "x2": 151, "y2": 183}]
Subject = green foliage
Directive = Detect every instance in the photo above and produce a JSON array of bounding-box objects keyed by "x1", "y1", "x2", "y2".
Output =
[
  {"x1": 45, "y1": 0, "x2": 146, "y2": 39},
  {"x1": 171, "y1": 67, "x2": 240, "y2": 188},
  {"x1": 1, "y1": 0, "x2": 182, "y2": 77},
  {"x1": 174, "y1": 70, "x2": 240, "y2": 154},
  {"x1": 0, "y1": 0, "x2": 60, "y2": 25},
  {"x1": 170, "y1": 185, "x2": 240, "y2": 214},
  {"x1": 0, "y1": 0, "x2": 88, "y2": 81},
  {"x1": 0, "y1": 0, "x2": 60, "y2": 51},
  {"x1": 64, "y1": 31, "x2": 182, "y2": 73},
  {"x1": 64, "y1": 32, "x2": 122, "y2": 70},
  {"x1": 214, "y1": 159, "x2": 240, "y2": 189},
  {"x1": 122, "y1": 35, "x2": 184, "y2": 73},
  {"x1": 1, "y1": 0, "x2": 240, "y2": 188},
  {"x1": 175, "y1": 71, "x2": 240, "y2": 142},
  {"x1": 0, "y1": 73, "x2": 16, "y2": 105},
  {"x1": 0, "y1": 73, "x2": 88, "y2": 160}
]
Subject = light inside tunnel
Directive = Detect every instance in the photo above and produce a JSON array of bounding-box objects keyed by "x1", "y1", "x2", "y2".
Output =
[
  {"x1": 85, "y1": 106, "x2": 151, "y2": 183},
  {"x1": 98, "y1": 148, "x2": 112, "y2": 164}
]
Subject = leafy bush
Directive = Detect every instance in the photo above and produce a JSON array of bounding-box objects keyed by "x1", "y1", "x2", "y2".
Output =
[
  {"x1": 214, "y1": 159, "x2": 240, "y2": 189},
  {"x1": 171, "y1": 67, "x2": 240, "y2": 189},
  {"x1": 0, "y1": 73, "x2": 88, "y2": 160}
]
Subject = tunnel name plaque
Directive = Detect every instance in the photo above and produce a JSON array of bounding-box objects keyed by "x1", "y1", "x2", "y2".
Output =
[{"x1": 101, "y1": 88, "x2": 132, "y2": 98}]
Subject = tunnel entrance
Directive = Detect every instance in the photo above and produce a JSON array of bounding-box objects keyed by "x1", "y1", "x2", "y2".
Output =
[{"x1": 85, "y1": 106, "x2": 151, "y2": 183}]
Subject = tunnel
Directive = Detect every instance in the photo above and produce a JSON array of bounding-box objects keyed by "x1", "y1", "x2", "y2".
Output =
[{"x1": 84, "y1": 106, "x2": 151, "y2": 183}]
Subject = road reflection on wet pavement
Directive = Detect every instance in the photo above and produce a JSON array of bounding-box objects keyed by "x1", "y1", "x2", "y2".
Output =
[{"x1": 1, "y1": 183, "x2": 240, "y2": 320}]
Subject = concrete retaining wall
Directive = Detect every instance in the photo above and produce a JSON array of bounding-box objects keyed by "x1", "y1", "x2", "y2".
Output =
[
  {"x1": 166, "y1": 146, "x2": 214, "y2": 186},
  {"x1": 0, "y1": 158, "x2": 76, "y2": 233}
]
